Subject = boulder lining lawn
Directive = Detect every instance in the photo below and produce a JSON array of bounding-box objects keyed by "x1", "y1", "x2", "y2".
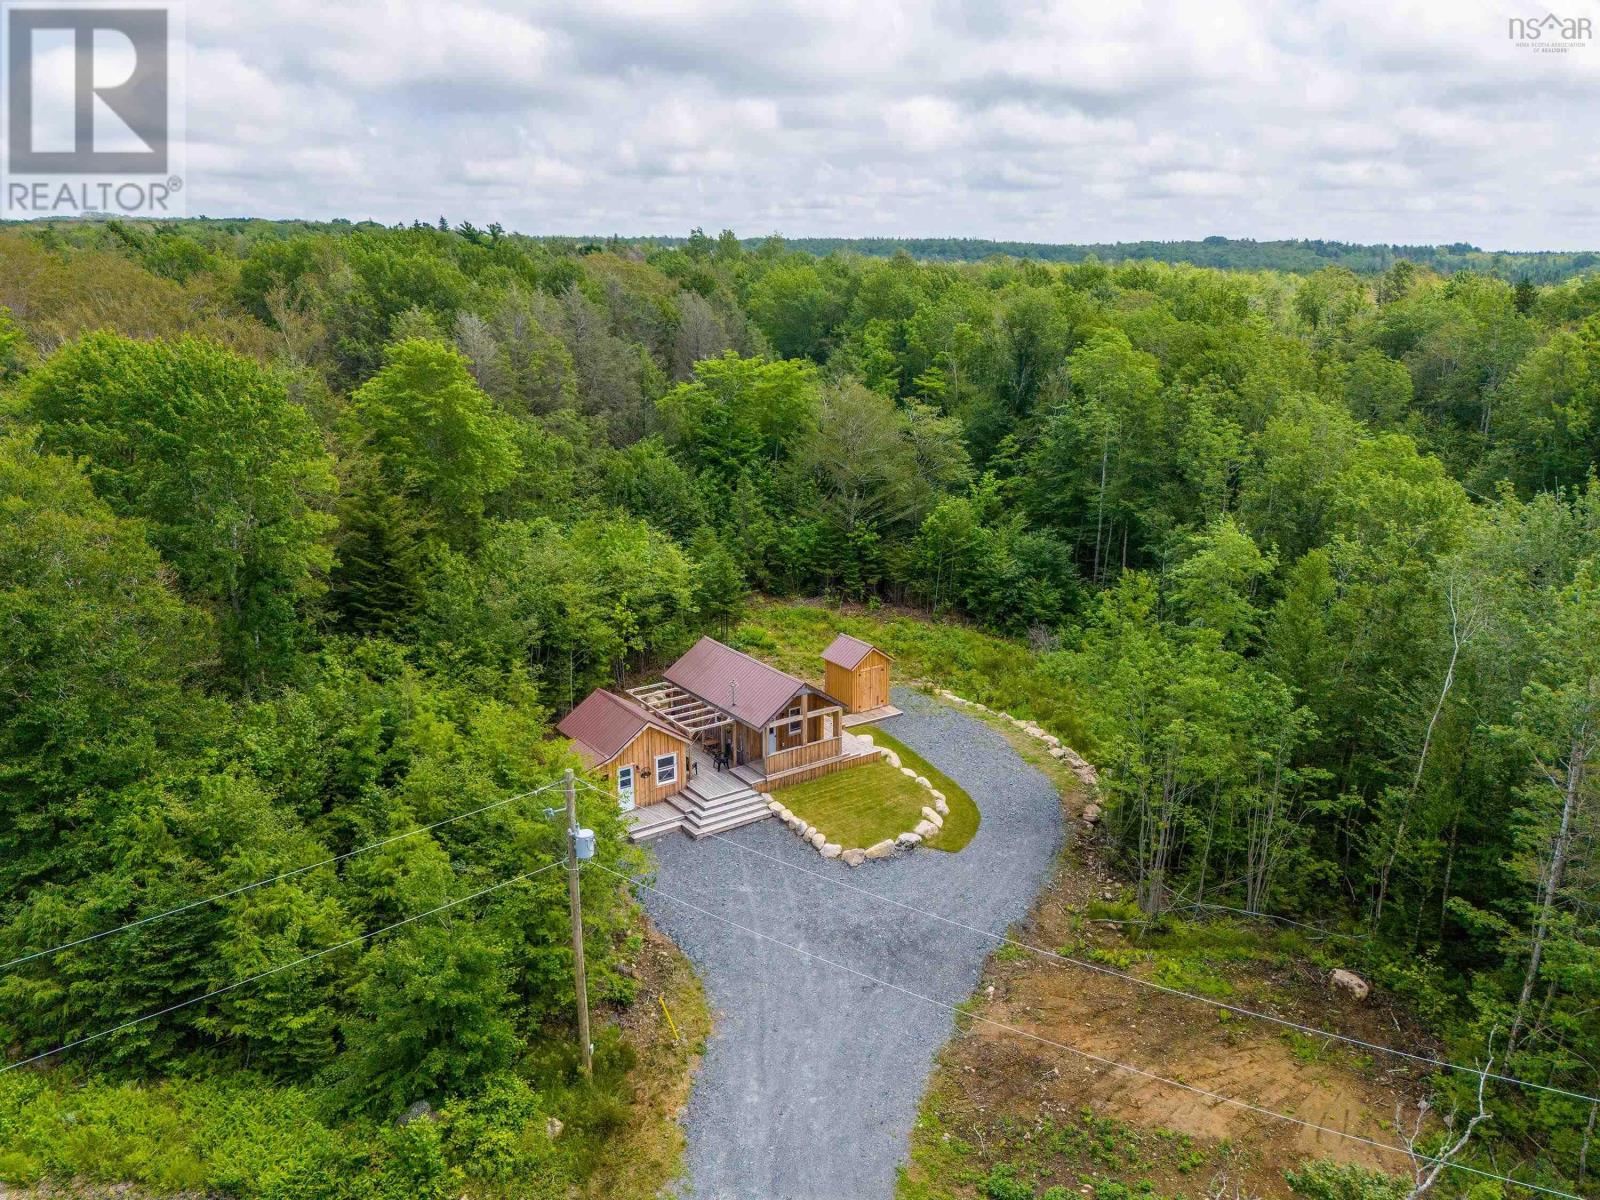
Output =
[{"x1": 640, "y1": 687, "x2": 1064, "y2": 1200}]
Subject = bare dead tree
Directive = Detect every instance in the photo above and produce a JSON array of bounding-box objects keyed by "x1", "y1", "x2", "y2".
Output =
[
  {"x1": 1204, "y1": 1155, "x2": 1262, "y2": 1200},
  {"x1": 453, "y1": 310, "x2": 505, "y2": 396},
  {"x1": 1507, "y1": 722, "x2": 1593, "y2": 1054},
  {"x1": 264, "y1": 285, "x2": 326, "y2": 367},
  {"x1": 1374, "y1": 564, "x2": 1485, "y2": 929},
  {"x1": 1580, "y1": 1098, "x2": 1598, "y2": 1186},
  {"x1": 1398, "y1": 1030, "x2": 1495, "y2": 1199}
]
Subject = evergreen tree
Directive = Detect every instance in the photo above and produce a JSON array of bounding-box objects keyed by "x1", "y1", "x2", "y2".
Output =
[{"x1": 332, "y1": 458, "x2": 427, "y2": 634}]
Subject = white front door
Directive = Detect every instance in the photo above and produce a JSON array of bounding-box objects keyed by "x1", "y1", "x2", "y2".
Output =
[{"x1": 616, "y1": 765, "x2": 636, "y2": 811}]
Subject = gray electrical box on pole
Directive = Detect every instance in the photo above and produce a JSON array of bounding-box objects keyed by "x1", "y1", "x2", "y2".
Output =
[{"x1": 564, "y1": 768, "x2": 593, "y2": 1076}]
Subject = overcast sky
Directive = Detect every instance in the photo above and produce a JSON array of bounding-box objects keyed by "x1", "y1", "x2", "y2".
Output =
[{"x1": 182, "y1": 0, "x2": 1600, "y2": 249}]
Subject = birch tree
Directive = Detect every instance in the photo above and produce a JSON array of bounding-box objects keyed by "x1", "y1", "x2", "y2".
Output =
[
  {"x1": 1503, "y1": 561, "x2": 1600, "y2": 1056},
  {"x1": 1371, "y1": 557, "x2": 1489, "y2": 928}
]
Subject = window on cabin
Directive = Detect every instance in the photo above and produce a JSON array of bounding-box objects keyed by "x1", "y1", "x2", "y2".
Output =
[
  {"x1": 655, "y1": 752, "x2": 678, "y2": 786},
  {"x1": 787, "y1": 703, "x2": 803, "y2": 737}
]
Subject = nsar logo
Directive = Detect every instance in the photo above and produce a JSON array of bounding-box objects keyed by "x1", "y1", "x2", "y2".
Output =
[{"x1": 1507, "y1": 11, "x2": 1593, "y2": 52}]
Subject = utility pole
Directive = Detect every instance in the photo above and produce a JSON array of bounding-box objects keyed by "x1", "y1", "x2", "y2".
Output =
[{"x1": 564, "y1": 768, "x2": 593, "y2": 1076}]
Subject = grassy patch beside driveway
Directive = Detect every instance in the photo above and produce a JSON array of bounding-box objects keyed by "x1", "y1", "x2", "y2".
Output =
[
  {"x1": 778, "y1": 761, "x2": 940, "y2": 850},
  {"x1": 870, "y1": 726, "x2": 980, "y2": 852},
  {"x1": 778, "y1": 730, "x2": 981, "y2": 853}
]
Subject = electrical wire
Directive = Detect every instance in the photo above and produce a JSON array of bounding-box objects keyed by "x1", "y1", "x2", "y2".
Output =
[
  {"x1": 2, "y1": 778, "x2": 567, "y2": 973},
  {"x1": 697, "y1": 829, "x2": 1600, "y2": 1107},
  {"x1": 1, "y1": 860, "x2": 563, "y2": 1075},
  {"x1": 587, "y1": 772, "x2": 1593, "y2": 1103},
  {"x1": 1178, "y1": 899, "x2": 1368, "y2": 941},
  {"x1": 577, "y1": 772, "x2": 910, "y2": 847},
  {"x1": 592, "y1": 860, "x2": 1581, "y2": 1200}
]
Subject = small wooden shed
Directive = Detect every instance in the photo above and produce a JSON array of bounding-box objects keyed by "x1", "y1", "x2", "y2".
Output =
[
  {"x1": 557, "y1": 689, "x2": 689, "y2": 810},
  {"x1": 822, "y1": 634, "x2": 892, "y2": 714}
]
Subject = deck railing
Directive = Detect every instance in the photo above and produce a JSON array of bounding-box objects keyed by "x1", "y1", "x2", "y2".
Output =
[{"x1": 764, "y1": 736, "x2": 842, "y2": 776}]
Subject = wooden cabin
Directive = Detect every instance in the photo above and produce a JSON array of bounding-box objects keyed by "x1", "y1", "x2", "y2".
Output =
[
  {"x1": 822, "y1": 634, "x2": 892, "y2": 714},
  {"x1": 632, "y1": 636, "x2": 849, "y2": 778},
  {"x1": 562, "y1": 638, "x2": 884, "y2": 835},
  {"x1": 557, "y1": 689, "x2": 689, "y2": 810}
]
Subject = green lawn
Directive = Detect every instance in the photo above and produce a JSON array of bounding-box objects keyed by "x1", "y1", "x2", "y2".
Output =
[
  {"x1": 772, "y1": 762, "x2": 928, "y2": 850},
  {"x1": 868, "y1": 727, "x2": 980, "y2": 851},
  {"x1": 777, "y1": 739, "x2": 979, "y2": 854}
]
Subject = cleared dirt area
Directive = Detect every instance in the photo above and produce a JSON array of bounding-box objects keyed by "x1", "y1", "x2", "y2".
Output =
[
  {"x1": 954, "y1": 930, "x2": 1423, "y2": 1184},
  {"x1": 902, "y1": 722, "x2": 1431, "y2": 1199},
  {"x1": 584, "y1": 921, "x2": 710, "y2": 1200}
]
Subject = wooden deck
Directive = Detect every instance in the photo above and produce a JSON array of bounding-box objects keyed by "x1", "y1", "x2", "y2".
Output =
[
  {"x1": 624, "y1": 734, "x2": 880, "y2": 840},
  {"x1": 624, "y1": 797, "x2": 689, "y2": 841},
  {"x1": 687, "y1": 744, "x2": 748, "y2": 798},
  {"x1": 764, "y1": 735, "x2": 841, "y2": 775},
  {"x1": 841, "y1": 704, "x2": 902, "y2": 728},
  {"x1": 730, "y1": 729, "x2": 880, "y2": 792}
]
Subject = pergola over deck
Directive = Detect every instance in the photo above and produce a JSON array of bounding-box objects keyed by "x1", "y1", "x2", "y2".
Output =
[
  {"x1": 626, "y1": 681, "x2": 734, "y2": 737},
  {"x1": 630, "y1": 637, "x2": 847, "y2": 777}
]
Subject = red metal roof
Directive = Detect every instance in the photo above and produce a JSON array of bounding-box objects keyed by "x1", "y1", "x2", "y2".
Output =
[
  {"x1": 557, "y1": 689, "x2": 684, "y2": 768},
  {"x1": 665, "y1": 636, "x2": 818, "y2": 729},
  {"x1": 821, "y1": 633, "x2": 888, "y2": 669}
]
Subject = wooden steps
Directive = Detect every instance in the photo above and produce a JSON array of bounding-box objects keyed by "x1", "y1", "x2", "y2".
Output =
[
  {"x1": 679, "y1": 778, "x2": 771, "y2": 838},
  {"x1": 625, "y1": 797, "x2": 688, "y2": 841},
  {"x1": 626, "y1": 778, "x2": 771, "y2": 842}
]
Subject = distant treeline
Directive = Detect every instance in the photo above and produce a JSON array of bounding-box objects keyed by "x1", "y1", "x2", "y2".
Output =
[
  {"x1": 648, "y1": 234, "x2": 1600, "y2": 284},
  {"x1": 8, "y1": 218, "x2": 1598, "y2": 283}
]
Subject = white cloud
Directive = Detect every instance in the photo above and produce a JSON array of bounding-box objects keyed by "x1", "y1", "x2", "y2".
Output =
[{"x1": 176, "y1": 0, "x2": 1600, "y2": 248}]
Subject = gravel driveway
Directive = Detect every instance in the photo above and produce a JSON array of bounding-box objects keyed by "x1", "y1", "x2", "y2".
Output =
[{"x1": 639, "y1": 686, "x2": 1065, "y2": 1200}]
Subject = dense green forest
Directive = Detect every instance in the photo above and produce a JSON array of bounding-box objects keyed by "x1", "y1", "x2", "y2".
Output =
[{"x1": 1, "y1": 217, "x2": 1598, "y2": 1194}]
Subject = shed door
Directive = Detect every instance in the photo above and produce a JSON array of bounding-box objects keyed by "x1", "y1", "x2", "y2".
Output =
[
  {"x1": 616, "y1": 764, "x2": 636, "y2": 811},
  {"x1": 863, "y1": 664, "x2": 887, "y2": 709}
]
